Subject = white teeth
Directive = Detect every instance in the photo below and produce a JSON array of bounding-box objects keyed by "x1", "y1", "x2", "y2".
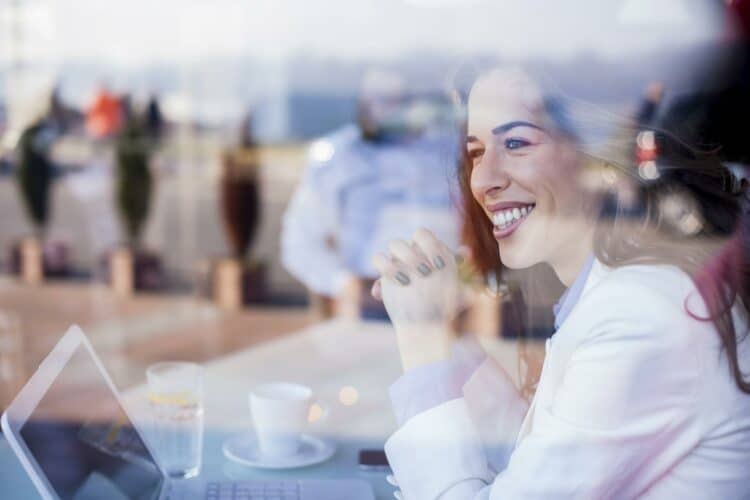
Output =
[{"x1": 492, "y1": 204, "x2": 535, "y2": 229}]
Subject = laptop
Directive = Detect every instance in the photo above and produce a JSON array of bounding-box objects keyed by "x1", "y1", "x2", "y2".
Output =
[{"x1": 1, "y1": 325, "x2": 374, "y2": 500}]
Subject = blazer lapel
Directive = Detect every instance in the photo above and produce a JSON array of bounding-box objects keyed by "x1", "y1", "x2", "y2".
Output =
[
  {"x1": 513, "y1": 259, "x2": 610, "y2": 447},
  {"x1": 515, "y1": 397, "x2": 536, "y2": 447}
]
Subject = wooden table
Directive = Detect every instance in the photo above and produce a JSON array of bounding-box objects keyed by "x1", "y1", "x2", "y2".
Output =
[{"x1": 0, "y1": 279, "x2": 312, "y2": 411}]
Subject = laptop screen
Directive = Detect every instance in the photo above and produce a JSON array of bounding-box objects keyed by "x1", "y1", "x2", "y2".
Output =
[{"x1": 18, "y1": 345, "x2": 165, "y2": 500}]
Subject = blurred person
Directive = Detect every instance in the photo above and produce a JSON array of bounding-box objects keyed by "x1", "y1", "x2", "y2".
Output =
[
  {"x1": 238, "y1": 111, "x2": 255, "y2": 150},
  {"x1": 371, "y1": 67, "x2": 750, "y2": 499},
  {"x1": 281, "y1": 69, "x2": 460, "y2": 317},
  {"x1": 145, "y1": 94, "x2": 164, "y2": 143},
  {"x1": 46, "y1": 85, "x2": 81, "y2": 135},
  {"x1": 634, "y1": 81, "x2": 664, "y2": 128},
  {"x1": 85, "y1": 84, "x2": 122, "y2": 139}
]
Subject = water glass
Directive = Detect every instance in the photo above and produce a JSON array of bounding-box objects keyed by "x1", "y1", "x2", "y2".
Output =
[{"x1": 146, "y1": 361, "x2": 204, "y2": 478}]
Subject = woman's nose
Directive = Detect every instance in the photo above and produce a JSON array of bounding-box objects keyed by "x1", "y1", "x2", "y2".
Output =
[{"x1": 471, "y1": 149, "x2": 510, "y2": 198}]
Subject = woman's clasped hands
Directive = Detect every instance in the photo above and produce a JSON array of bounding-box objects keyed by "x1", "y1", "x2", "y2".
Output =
[{"x1": 371, "y1": 228, "x2": 464, "y2": 372}]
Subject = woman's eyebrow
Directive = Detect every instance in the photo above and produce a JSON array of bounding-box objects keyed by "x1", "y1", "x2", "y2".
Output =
[
  {"x1": 492, "y1": 121, "x2": 544, "y2": 135},
  {"x1": 466, "y1": 135, "x2": 480, "y2": 143}
]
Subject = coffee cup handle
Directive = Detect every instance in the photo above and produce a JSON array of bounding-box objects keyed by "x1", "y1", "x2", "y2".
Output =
[{"x1": 308, "y1": 399, "x2": 330, "y2": 424}]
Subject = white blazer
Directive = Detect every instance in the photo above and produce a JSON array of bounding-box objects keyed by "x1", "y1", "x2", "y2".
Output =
[{"x1": 384, "y1": 260, "x2": 750, "y2": 499}]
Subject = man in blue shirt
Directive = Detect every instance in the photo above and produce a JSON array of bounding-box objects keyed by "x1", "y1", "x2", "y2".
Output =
[{"x1": 281, "y1": 69, "x2": 461, "y2": 317}]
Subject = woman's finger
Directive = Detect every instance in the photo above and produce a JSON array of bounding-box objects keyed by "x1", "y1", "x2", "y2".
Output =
[
  {"x1": 389, "y1": 239, "x2": 433, "y2": 278},
  {"x1": 412, "y1": 228, "x2": 453, "y2": 270},
  {"x1": 373, "y1": 252, "x2": 411, "y2": 286}
]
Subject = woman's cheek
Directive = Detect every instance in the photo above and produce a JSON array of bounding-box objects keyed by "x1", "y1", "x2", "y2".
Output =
[{"x1": 508, "y1": 163, "x2": 545, "y2": 191}]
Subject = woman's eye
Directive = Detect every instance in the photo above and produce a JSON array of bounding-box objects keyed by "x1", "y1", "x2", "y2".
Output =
[{"x1": 504, "y1": 138, "x2": 531, "y2": 150}]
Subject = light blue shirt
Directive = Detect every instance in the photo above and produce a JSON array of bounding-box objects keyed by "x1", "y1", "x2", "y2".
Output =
[
  {"x1": 332, "y1": 132, "x2": 460, "y2": 276},
  {"x1": 281, "y1": 125, "x2": 461, "y2": 295},
  {"x1": 552, "y1": 254, "x2": 595, "y2": 330}
]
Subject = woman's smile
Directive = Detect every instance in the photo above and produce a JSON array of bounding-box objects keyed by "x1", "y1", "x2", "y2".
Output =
[{"x1": 486, "y1": 202, "x2": 536, "y2": 239}]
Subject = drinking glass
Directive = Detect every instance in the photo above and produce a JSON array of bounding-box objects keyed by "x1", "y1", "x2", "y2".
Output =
[{"x1": 146, "y1": 361, "x2": 204, "y2": 478}]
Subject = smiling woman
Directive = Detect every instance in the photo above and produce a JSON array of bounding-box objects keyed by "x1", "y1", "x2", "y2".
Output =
[
  {"x1": 463, "y1": 68, "x2": 599, "y2": 282},
  {"x1": 371, "y1": 64, "x2": 750, "y2": 499}
]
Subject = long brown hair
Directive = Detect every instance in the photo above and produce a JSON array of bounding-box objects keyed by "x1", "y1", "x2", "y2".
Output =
[{"x1": 457, "y1": 73, "x2": 750, "y2": 396}]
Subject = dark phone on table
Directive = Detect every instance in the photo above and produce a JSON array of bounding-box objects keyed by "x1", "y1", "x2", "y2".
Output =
[{"x1": 358, "y1": 449, "x2": 391, "y2": 471}]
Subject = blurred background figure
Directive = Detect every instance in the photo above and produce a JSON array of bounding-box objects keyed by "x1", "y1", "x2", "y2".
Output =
[
  {"x1": 47, "y1": 85, "x2": 80, "y2": 135},
  {"x1": 144, "y1": 94, "x2": 164, "y2": 144},
  {"x1": 281, "y1": 68, "x2": 461, "y2": 319},
  {"x1": 238, "y1": 111, "x2": 256, "y2": 150},
  {"x1": 634, "y1": 81, "x2": 664, "y2": 127},
  {"x1": 85, "y1": 83, "x2": 122, "y2": 139}
]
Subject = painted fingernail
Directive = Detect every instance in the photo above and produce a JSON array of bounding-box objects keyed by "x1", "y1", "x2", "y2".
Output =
[
  {"x1": 417, "y1": 263, "x2": 432, "y2": 276},
  {"x1": 433, "y1": 256, "x2": 446, "y2": 269},
  {"x1": 395, "y1": 272, "x2": 410, "y2": 285}
]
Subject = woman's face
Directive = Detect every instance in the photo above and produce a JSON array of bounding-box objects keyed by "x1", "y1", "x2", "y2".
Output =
[{"x1": 467, "y1": 69, "x2": 596, "y2": 274}]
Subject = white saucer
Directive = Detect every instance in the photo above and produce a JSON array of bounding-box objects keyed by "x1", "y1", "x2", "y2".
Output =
[{"x1": 222, "y1": 433, "x2": 336, "y2": 470}]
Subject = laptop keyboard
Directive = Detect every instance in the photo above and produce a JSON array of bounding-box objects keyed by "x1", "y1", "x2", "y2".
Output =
[{"x1": 204, "y1": 481, "x2": 300, "y2": 500}]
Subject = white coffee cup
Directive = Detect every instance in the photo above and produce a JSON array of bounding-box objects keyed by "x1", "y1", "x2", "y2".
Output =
[{"x1": 249, "y1": 382, "x2": 323, "y2": 458}]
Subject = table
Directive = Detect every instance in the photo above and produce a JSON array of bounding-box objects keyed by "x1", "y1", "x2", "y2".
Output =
[
  {"x1": 0, "y1": 318, "x2": 529, "y2": 499},
  {"x1": 0, "y1": 278, "x2": 312, "y2": 404}
]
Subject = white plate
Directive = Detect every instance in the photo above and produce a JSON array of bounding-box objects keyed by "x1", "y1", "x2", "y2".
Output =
[{"x1": 222, "y1": 433, "x2": 336, "y2": 470}]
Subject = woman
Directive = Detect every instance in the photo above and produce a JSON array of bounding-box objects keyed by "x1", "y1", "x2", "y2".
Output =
[{"x1": 371, "y1": 67, "x2": 750, "y2": 499}]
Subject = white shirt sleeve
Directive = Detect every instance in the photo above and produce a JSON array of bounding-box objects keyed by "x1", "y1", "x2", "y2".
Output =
[
  {"x1": 462, "y1": 356, "x2": 529, "y2": 473},
  {"x1": 384, "y1": 281, "x2": 702, "y2": 499},
  {"x1": 280, "y1": 178, "x2": 350, "y2": 297}
]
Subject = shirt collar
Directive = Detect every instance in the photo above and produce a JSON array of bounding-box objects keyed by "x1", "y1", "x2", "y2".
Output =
[{"x1": 553, "y1": 254, "x2": 595, "y2": 330}]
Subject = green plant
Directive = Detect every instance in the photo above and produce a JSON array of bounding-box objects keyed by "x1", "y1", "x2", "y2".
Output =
[
  {"x1": 16, "y1": 119, "x2": 54, "y2": 237},
  {"x1": 115, "y1": 118, "x2": 153, "y2": 247}
]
